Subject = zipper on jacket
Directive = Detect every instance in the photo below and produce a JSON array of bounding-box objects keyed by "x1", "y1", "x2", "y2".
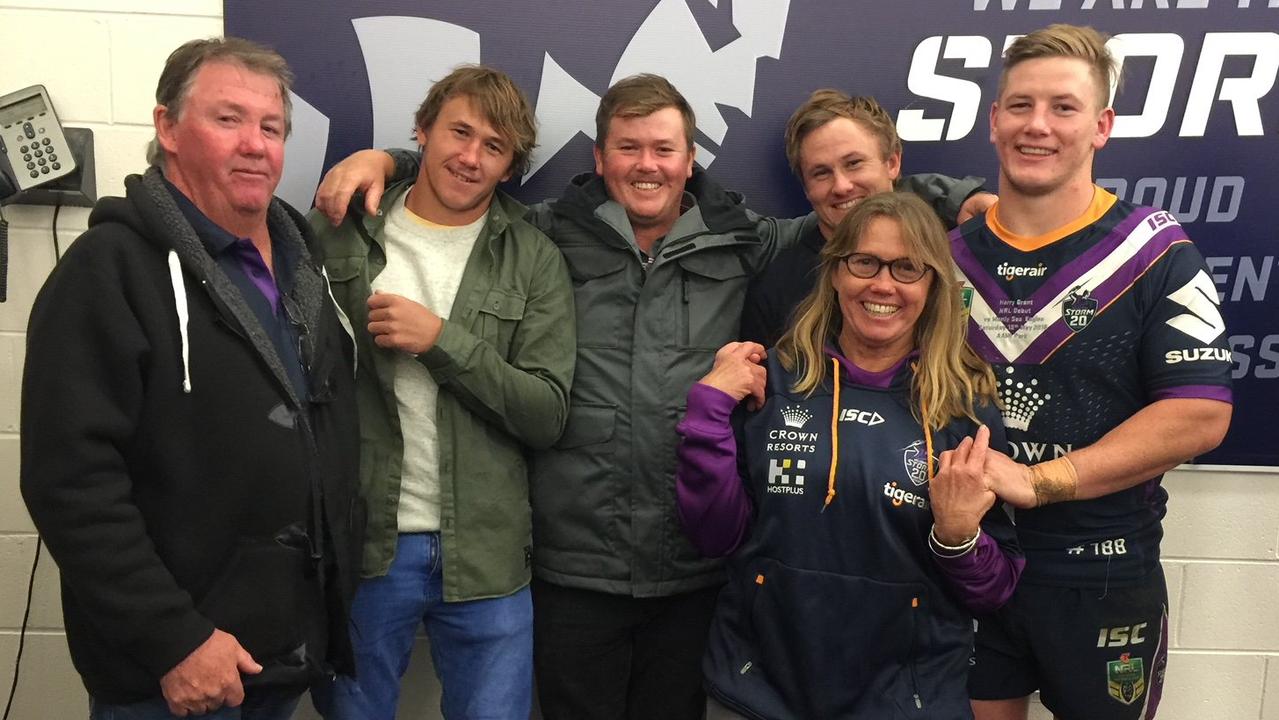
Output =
[
  {"x1": 909, "y1": 596, "x2": 923, "y2": 711},
  {"x1": 681, "y1": 272, "x2": 690, "y2": 346}
]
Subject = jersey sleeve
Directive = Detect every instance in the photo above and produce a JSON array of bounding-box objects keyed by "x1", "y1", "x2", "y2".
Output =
[{"x1": 1137, "y1": 240, "x2": 1233, "y2": 404}]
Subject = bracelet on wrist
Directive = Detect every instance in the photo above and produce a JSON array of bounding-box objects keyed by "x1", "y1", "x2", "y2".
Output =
[{"x1": 929, "y1": 525, "x2": 981, "y2": 558}]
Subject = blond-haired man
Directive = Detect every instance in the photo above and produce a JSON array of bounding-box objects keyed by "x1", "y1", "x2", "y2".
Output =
[{"x1": 954, "y1": 24, "x2": 1232, "y2": 720}]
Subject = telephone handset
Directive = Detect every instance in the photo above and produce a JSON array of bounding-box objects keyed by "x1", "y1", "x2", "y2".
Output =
[{"x1": 0, "y1": 85, "x2": 76, "y2": 192}]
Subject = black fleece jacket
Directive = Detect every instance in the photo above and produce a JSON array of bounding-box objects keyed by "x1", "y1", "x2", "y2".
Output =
[{"x1": 20, "y1": 169, "x2": 363, "y2": 703}]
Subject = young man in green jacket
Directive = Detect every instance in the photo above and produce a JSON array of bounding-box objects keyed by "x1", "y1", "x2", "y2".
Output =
[{"x1": 308, "y1": 66, "x2": 575, "y2": 720}]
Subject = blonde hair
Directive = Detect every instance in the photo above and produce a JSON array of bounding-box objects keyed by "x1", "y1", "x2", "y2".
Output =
[
  {"x1": 776, "y1": 192, "x2": 998, "y2": 431},
  {"x1": 1000, "y1": 24, "x2": 1117, "y2": 111},
  {"x1": 784, "y1": 90, "x2": 901, "y2": 178},
  {"x1": 415, "y1": 65, "x2": 538, "y2": 177}
]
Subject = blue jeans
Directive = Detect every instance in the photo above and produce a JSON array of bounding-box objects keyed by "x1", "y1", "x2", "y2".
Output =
[
  {"x1": 320, "y1": 532, "x2": 533, "y2": 720},
  {"x1": 89, "y1": 690, "x2": 300, "y2": 720}
]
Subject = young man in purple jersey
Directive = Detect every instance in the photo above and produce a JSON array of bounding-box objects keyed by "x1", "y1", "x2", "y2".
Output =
[{"x1": 952, "y1": 23, "x2": 1233, "y2": 720}]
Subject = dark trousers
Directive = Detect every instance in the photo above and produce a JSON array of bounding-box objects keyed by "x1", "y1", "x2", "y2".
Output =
[{"x1": 532, "y1": 578, "x2": 721, "y2": 720}]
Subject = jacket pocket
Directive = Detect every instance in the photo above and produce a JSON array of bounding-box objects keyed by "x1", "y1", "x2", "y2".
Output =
[
  {"x1": 553, "y1": 401, "x2": 617, "y2": 449},
  {"x1": 476, "y1": 286, "x2": 527, "y2": 358},
  {"x1": 561, "y1": 245, "x2": 630, "y2": 349},
  {"x1": 532, "y1": 403, "x2": 618, "y2": 554},
  {"x1": 322, "y1": 257, "x2": 367, "y2": 333},
  {"x1": 745, "y1": 556, "x2": 927, "y2": 718},
  {"x1": 196, "y1": 529, "x2": 327, "y2": 686},
  {"x1": 678, "y1": 253, "x2": 749, "y2": 350}
]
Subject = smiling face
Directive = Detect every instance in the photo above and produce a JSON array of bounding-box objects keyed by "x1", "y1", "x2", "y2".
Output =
[
  {"x1": 593, "y1": 106, "x2": 695, "y2": 245},
  {"x1": 799, "y1": 117, "x2": 901, "y2": 240},
  {"x1": 990, "y1": 56, "x2": 1114, "y2": 200},
  {"x1": 411, "y1": 94, "x2": 515, "y2": 225},
  {"x1": 154, "y1": 60, "x2": 285, "y2": 231},
  {"x1": 832, "y1": 215, "x2": 933, "y2": 370}
]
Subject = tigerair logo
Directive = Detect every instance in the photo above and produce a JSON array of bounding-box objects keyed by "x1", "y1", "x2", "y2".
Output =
[
  {"x1": 995, "y1": 262, "x2": 1048, "y2": 281},
  {"x1": 883, "y1": 482, "x2": 929, "y2": 511},
  {"x1": 767, "y1": 458, "x2": 806, "y2": 495}
]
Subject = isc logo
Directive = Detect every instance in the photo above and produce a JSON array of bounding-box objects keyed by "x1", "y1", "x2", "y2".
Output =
[{"x1": 1097, "y1": 623, "x2": 1148, "y2": 648}]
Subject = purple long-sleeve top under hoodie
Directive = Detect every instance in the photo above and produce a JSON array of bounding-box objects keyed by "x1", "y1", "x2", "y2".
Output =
[{"x1": 675, "y1": 348, "x2": 1024, "y2": 615}]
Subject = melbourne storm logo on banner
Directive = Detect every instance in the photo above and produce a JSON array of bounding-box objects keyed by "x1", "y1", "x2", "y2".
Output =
[{"x1": 227, "y1": 0, "x2": 791, "y2": 211}]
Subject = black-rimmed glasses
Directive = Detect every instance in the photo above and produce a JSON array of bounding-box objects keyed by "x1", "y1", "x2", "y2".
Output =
[{"x1": 840, "y1": 253, "x2": 932, "y2": 284}]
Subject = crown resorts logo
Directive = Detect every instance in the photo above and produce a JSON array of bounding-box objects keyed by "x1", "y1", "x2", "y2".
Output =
[
  {"x1": 1000, "y1": 367, "x2": 1051, "y2": 432},
  {"x1": 781, "y1": 406, "x2": 813, "y2": 429}
]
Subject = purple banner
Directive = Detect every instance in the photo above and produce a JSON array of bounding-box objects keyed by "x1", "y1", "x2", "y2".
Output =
[{"x1": 227, "y1": 0, "x2": 1279, "y2": 465}]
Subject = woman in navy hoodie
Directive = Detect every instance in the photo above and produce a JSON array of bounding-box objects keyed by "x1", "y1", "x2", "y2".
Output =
[{"x1": 676, "y1": 192, "x2": 1023, "y2": 720}]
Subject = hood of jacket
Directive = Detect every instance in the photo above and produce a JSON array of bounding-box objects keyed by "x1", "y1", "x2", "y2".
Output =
[{"x1": 552, "y1": 168, "x2": 756, "y2": 236}]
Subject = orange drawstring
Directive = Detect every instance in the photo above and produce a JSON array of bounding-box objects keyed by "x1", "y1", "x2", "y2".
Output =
[
  {"x1": 911, "y1": 361, "x2": 936, "y2": 483},
  {"x1": 823, "y1": 357, "x2": 840, "y2": 511},
  {"x1": 823, "y1": 357, "x2": 933, "y2": 512}
]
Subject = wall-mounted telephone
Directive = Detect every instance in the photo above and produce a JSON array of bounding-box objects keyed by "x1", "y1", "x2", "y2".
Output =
[{"x1": 0, "y1": 84, "x2": 76, "y2": 193}]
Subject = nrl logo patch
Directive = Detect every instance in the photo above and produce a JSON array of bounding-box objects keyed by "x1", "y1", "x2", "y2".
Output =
[
  {"x1": 960, "y1": 287, "x2": 974, "y2": 321},
  {"x1": 1106, "y1": 653, "x2": 1146, "y2": 705},
  {"x1": 1063, "y1": 285, "x2": 1098, "y2": 332},
  {"x1": 901, "y1": 440, "x2": 931, "y2": 487}
]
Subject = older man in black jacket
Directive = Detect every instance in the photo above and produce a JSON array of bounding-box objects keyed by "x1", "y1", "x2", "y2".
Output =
[{"x1": 20, "y1": 37, "x2": 361, "y2": 720}]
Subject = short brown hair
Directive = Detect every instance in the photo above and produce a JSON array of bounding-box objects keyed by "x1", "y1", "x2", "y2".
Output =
[
  {"x1": 148, "y1": 36, "x2": 294, "y2": 167},
  {"x1": 595, "y1": 74, "x2": 696, "y2": 150},
  {"x1": 783, "y1": 90, "x2": 902, "y2": 178},
  {"x1": 1000, "y1": 24, "x2": 1117, "y2": 111},
  {"x1": 414, "y1": 65, "x2": 538, "y2": 178}
]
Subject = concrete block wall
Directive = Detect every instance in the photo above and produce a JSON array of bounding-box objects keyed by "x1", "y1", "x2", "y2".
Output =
[{"x1": 0, "y1": 2, "x2": 1274, "y2": 719}]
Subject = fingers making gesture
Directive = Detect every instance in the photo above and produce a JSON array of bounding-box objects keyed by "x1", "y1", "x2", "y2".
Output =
[{"x1": 930, "y1": 424, "x2": 997, "y2": 546}]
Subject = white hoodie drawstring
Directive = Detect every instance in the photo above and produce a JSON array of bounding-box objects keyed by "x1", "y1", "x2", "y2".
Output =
[
  {"x1": 167, "y1": 250, "x2": 192, "y2": 393},
  {"x1": 322, "y1": 266, "x2": 358, "y2": 376}
]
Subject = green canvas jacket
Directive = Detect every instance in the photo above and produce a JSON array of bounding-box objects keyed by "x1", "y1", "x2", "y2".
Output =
[{"x1": 310, "y1": 181, "x2": 575, "y2": 601}]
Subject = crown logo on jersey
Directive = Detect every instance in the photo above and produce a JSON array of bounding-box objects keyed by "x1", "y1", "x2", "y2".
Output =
[
  {"x1": 1062, "y1": 285, "x2": 1098, "y2": 333},
  {"x1": 780, "y1": 406, "x2": 813, "y2": 429},
  {"x1": 1000, "y1": 367, "x2": 1051, "y2": 431}
]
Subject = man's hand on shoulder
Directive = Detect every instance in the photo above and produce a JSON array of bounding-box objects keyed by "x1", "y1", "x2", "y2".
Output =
[
  {"x1": 160, "y1": 629, "x2": 261, "y2": 717},
  {"x1": 367, "y1": 291, "x2": 443, "y2": 355},
  {"x1": 313, "y1": 149, "x2": 396, "y2": 226},
  {"x1": 959, "y1": 191, "x2": 998, "y2": 225}
]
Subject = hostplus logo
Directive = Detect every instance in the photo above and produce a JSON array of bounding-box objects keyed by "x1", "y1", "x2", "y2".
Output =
[{"x1": 767, "y1": 458, "x2": 806, "y2": 495}]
